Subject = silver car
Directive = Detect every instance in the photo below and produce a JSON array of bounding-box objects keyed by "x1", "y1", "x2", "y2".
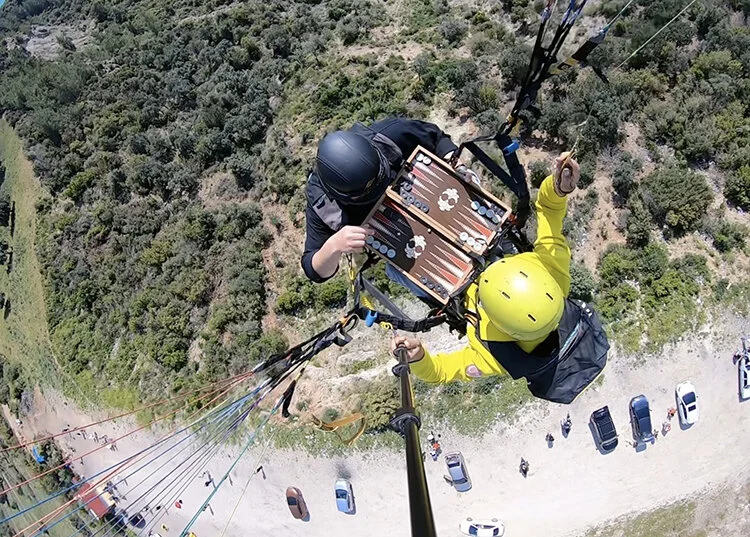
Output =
[{"x1": 444, "y1": 451, "x2": 472, "y2": 492}]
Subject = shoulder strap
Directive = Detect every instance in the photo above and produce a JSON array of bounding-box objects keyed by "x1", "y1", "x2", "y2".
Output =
[
  {"x1": 350, "y1": 122, "x2": 403, "y2": 168},
  {"x1": 307, "y1": 173, "x2": 344, "y2": 232}
]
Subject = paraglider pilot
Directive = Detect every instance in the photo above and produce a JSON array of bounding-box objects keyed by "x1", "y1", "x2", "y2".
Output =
[
  {"x1": 300, "y1": 118, "x2": 458, "y2": 286},
  {"x1": 392, "y1": 153, "x2": 609, "y2": 404}
]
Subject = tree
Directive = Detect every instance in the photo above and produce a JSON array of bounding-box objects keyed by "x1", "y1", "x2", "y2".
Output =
[
  {"x1": 529, "y1": 160, "x2": 548, "y2": 188},
  {"x1": 569, "y1": 261, "x2": 596, "y2": 302},
  {"x1": 725, "y1": 166, "x2": 750, "y2": 210},
  {"x1": 625, "y1": 194, "x2": 651, "y2": 247},
  {"x1": 0, "y1": 199, "x2": 10, "y2": 227},
  {"x1": 641, "y1": 166, "x2": 712, "y2": 234},
  {"x1": 612, "y1": 152, "x2": 642, "y2": 203},
  {"x1": 439, "y1": 19, "x2": 468, "y2": 44}
]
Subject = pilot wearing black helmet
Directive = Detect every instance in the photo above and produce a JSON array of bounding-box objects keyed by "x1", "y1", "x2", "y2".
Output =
[{"x1": 301, "y1": 118, "x2": 458, "y2": 283}]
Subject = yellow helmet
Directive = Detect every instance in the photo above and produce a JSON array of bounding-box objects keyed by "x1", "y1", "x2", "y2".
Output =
[{"x1": 478, "y1": 255, "x2": 565, "y2": 341}]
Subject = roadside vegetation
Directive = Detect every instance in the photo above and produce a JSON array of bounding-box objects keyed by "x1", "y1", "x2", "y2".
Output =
[
  {"x1": 583, "y1": 481, "x2": 750, "y2": 537},
  {"x1": 0, "y1": 0, "x2": 748, "y2": 439},
  {"x1": 0, "y1": 416, "x2": 81, "y2": 537}
]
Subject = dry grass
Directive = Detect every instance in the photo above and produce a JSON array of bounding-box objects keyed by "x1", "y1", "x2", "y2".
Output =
[
  {"x1": 0, "y1": 120, "x2": 91, "y2": 405},
  {"x1": 0, "y1": 121, "x2": 57, "y2": 382},
  {"x1": 582, "y1": 480, "x2": 750, "y2": 537}
]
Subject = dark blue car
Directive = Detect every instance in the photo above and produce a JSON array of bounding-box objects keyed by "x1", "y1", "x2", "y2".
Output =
[{"x1": 629, "y1": 395, "x2": 654, "y2": 444}]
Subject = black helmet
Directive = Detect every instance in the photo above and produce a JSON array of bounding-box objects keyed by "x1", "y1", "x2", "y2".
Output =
[{"x1": 315, "y1": 130, "x2": 389, "y2": 205}]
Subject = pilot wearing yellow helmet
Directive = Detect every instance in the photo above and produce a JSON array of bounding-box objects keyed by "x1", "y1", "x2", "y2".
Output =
[{"x1": 391, "y1": 152, "x2": 609, "y2": 404}]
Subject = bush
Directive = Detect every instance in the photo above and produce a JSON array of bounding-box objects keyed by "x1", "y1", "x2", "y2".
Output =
[
  {"x1": 598, "y1": 246, "x2": 637, "y2": 288},
  {"x1": 625, "y1": 194, "x2": 651, "y2": 247},
  {"x1": 359, "y1": 380, "x2": 399, "y2": 432},
  {"x1": 569, "y1": 261, "x2": 596, "y2": 302},
  {"x1": 529, "y1": 160, "x2": 548, "y2": 188},
  {"x1": 725, "y1": 166, "x2": 750, "y2": 210},
  {"x1": 498, "y1": 43, "x2": 533, "y2": 90},
  {"x1": 634, "y1": 243, "x2": 669, "y2": 284},
  {"x1": 641, "y1": 166, "x2": 712, "y2": 234},
  {"x1": 578, "y1": 157, "x2": 596, "y2": 189},
  {"x1": 597, "y1": 283, "x2": 638, "y2": 321},
  {"x1": 612, "y1": 152, "x2": 642, "y2": 202},
  {"x1": 439, "y1": 19, "x2": 468, "y2": 44},
  {"x1": 708, "y1": 219, "x2": 747, "y2": 252},
  {"x1": 316, "y1": 278, "x2": 348, "y2": 308}
]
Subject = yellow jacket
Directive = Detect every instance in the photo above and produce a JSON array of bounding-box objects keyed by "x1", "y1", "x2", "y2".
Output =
[{"x1": 411, "y1": 176, "x2": 571, "y2": 383}]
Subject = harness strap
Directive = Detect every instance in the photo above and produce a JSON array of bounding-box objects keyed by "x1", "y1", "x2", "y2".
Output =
[{"x1": 311, "y1": 413, "x2": 367, "y2": 446}]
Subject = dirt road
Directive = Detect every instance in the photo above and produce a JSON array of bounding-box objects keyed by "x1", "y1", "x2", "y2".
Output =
[{"x1": 22, "y1": 316, "x2": 750, "y2": 537}]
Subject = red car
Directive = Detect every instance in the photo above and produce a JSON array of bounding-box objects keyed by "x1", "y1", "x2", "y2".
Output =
[{"x1": 286, "y1": 487, "x2": 308, "y2": 519}]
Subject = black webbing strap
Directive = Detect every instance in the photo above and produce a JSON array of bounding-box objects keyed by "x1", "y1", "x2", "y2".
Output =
[
  {"x1": 456, "y1": 137, "x2": 531, "y2": 226},
  {"x1": 259, "y1": 315, "x2": 357, "y2": 377},
  {"x1": 352, "y1": 254, "x2": 450, "y2": 333},
  {"x1": 506, "y1": 0, "x2": 590, "y2": 131}
]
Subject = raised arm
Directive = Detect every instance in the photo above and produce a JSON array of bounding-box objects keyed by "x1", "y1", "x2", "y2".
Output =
[{"x1": 532, "y1": 154, "x2": 580, "y2": 296}]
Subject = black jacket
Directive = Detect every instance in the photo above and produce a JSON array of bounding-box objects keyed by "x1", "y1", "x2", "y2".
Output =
[{"x1": 301, "y1": 117, "x2": 457, "y2": 283}]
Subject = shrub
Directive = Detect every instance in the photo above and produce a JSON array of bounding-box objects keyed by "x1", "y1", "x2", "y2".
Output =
[
  {"x1": 641, "y1": 166, "x2": 712, "y2": 234},
  {"x1": 322, "y1": 407, "x2": 341, "y2": 422},
  {"x1": 725, "y1": 166, "x2": 750, "y2": 210},
  {"x1": 439, "y1": 19, "x2": 468, "y2": 44},
  {"x1": 625, "y1": 194, "x2": 651, "y2": 247},
  {"x1": 634, "y1": 245, "x2": 669, "y2": 286},
  {"x1": 612, "y1": 152, "x2": 642, "y2": 202},
  {"x1": 498, "y1": 43, "x2": 533, "y2": 90},
  {"x1": 529, "y1": 160, "x2": 548, "y2": 188},
  {"x1": 578, "y1": 157, "x2": 596, "y2": 189},
  {"x1": 316, "y1": 278, "x2": 348, "y2": 308},
  {"x1": 569, "y1": 261, "x2": 596, "y2": 302},
  {"x1": 597, "y1": 283, "x2": 638, "y2": 322},
  {"x1": 360, "y1": 380, "x2": 400, "y2": 432},
  {"x1": 708, "y1": 219, "x2": 747, "y2": 252},
  {"x1": 598, "y1": 246, "x2": 637, "y2": 288}
]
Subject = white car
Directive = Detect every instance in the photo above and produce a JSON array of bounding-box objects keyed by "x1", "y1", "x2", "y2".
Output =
[
  {"x1": 334, "y1": 478, "x2": 355, "y2": 514},
  {"x1": 740, "y1": 355, "x2": 750, "y2": 400},
  {"x1": 675, "y1": 381, "x2": 699, "y2": 425},
  {"x1": 459, "y1": 517, "x2": 505, "y2": 536}
]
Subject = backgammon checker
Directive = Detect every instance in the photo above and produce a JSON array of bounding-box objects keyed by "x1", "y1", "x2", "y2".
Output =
[{"x1": 364, "y1": 147, "x2": 514, "y2": 304}]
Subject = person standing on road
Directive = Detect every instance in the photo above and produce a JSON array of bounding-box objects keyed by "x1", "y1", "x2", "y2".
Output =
[{"x1": 391, "y1": 153, "x2": 609, "y2": 404}]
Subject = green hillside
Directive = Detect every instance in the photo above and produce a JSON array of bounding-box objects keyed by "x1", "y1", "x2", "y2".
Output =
[{"x1": 0, "y1": 0, "x2": 748, "y2": 410}]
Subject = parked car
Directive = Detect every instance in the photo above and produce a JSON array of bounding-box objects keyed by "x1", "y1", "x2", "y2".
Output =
[
  {"x1": 675, "y1": 381, "x2": 699, "y2": 425},
  {"x1": 629, "y1": 395, "x2": 654, "y2": 443},
  {"x1": 739, "y1": 355, "x2": 750, "y2": 400},
  {"x1": 286, "y1": 486, "x2": 308, "y2": 519},
  {"x1": 334, "y1": 479, "x2": 355, "y2": 514},
  {"x1": 127, "y1": 513, "x2": 145, "y2": 529},
  {"x1": 459, "y1": 517, "x2": 505, "y2": 536},
  {"x1": 444, "y1": 452, "x2": 472, "y2": 492},
  {"x1": 590, "y1": 406, "x2": 618, "y2": 451}
]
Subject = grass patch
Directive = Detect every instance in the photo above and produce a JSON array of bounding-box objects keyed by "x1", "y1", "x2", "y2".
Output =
[
  {"x1": 0, "y1": 121, "x2": 63, "y2": 391},
  {"x1": 342, "y1": 357, "x2": 377, "y2": 375},
  {"x1": 583, "y1": 500, "x2": 699, "y2": 537},
  {"x1": 270, "y1": 415, "x2": 402, "y2": 455},
  {"x1": 270, "y1": 372, "x2": 533, "y2": 454},
  {"x1": 416, "y1": 375, "x2": 533, "y2": 436}
]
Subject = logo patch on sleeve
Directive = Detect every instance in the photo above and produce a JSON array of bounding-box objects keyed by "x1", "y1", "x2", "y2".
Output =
[{"x1": 465, "y1": 364, "x2": 483, "y2": 378}]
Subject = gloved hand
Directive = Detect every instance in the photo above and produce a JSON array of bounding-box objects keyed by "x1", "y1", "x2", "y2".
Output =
[{"x1": 553, "y1": 151, "x2": 580, "y2": 196}]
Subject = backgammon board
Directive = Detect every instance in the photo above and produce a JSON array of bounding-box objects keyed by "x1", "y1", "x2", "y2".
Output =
[{"x1": 364, "y1": 147, "x2": 514, "y2": 304}]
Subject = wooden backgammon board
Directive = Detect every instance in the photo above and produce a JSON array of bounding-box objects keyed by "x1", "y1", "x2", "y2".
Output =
[{"x1": 364, "y1": 147, "x2": 513, "y2": 304}]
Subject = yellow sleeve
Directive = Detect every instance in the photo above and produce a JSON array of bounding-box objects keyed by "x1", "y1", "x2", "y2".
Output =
[
  {"x1": 534, "y1": 176, "x2": 571, "y2": 295},
  {"x1": 409, "y1": 339, "x2": 505, "y2": 383}
]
